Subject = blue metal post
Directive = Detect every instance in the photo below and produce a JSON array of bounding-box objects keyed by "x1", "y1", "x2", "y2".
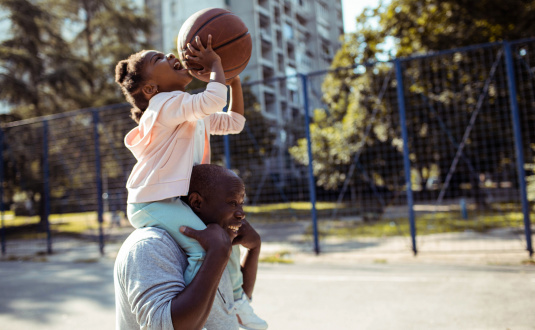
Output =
[
  {"x1": 42, "y1": 121, "x2": 52, "y2": 254},
  {"x1": 503, "y1": 41, "x2": 533, "y2": 257},
  {"x1": 223, "y1": 136, "x2": 231, "y2": 169},
  {"x1": 222, "y1": 103, "x2": 231, "y2": 168},
  {"x1": 0, "y1": 128, "x2": 5, "y2": 255},
  {"x1": 300, "y1": 74, "x2": 320, "y2": 255},
  {"x1": 92, "y1": 110, "x2": 105, "y2": 256},
  {"x1": 394, "y1": 60, "x2": 417, "y2": 255}
]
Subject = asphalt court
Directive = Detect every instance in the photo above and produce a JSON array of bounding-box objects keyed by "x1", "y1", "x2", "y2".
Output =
[{"x1": 1, "y1": 257, "x2": 534, "y2": 330}]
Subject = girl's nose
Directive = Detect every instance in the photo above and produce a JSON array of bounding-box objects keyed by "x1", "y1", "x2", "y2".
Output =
[{"x1": 166, "y1": 53, "x2": 175, "y2": 60}]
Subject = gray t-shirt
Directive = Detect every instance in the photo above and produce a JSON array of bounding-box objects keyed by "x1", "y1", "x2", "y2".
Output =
[{"x1": 114, "y1": 227, "x2": 239, "y2": 329}]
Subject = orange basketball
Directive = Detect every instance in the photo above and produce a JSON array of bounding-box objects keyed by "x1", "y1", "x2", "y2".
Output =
[{"x1": 177, "y1": 8, "x2": 252, "y2": 82}]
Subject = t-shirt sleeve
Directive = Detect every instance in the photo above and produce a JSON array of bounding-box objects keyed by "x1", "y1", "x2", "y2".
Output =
[
  {"x1": 120, "y1": 235, "x2": 186, "y2": 330},
  {"x1": 158, "y1": 82, "x2": 228, "y2": 128}
]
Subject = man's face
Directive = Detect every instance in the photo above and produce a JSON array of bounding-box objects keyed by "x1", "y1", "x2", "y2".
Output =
[{"x1": 198, "y1": 175, "x2": 246, "y2": 241}]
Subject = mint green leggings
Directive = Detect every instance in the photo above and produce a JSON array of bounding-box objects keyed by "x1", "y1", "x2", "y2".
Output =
[{"x1": 127, "y1": 197, "x2": 243, "y2": 301}]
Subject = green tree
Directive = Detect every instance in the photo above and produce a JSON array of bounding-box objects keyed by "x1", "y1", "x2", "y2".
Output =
[
  {"x1": 0, "y1": 0, "x2": 152, "y2": 118},
  {"x1": 52, "y1": 0, "x2": 152, "y2": 108},
  {"x1": 290, "y1": 0, "x2": 535, "y2": 213},
  {"x1": 0, "y1": 0, "x2": 152, "y2": 228},
  {"x1": 0, "y1": 0, "x2": 78, "y2": 118}
]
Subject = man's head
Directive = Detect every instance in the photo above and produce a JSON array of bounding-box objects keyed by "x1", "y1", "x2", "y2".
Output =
[{"x1": 186, "y1": 164, "x2": 245, "y2": 240}]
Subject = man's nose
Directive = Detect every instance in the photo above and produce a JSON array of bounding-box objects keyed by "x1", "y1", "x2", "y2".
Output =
[
  {"x1": 166, "y1": 53, "x2": 176, "y2": 60},
  {"x1": 235, "y1": 209, "x2": 245, "y2": 219}
]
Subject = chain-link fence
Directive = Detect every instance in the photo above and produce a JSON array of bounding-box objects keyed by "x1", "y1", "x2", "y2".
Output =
[{"x1": 1, "y1": 39, "x2": 534, "y2": 257}]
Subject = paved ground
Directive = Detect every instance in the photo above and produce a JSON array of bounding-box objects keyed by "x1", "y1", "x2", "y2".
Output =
[
  {"x1": 1, "y1": 256, "x2": 534, "y2": 330},
  {"x1": 1, "y1": 221, "x2": 535, "y2": 329}
]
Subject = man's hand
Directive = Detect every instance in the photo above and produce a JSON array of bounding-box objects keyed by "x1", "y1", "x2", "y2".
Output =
[
  {"x1": 171, "y1": 224, "x2": 232, "y2": 329},
  {"x1": 232, "y1": 219, "x2": 261, "y2": 251},
  {"x1": 181, "y1": 224, "x2": 232, "y2": 258}
]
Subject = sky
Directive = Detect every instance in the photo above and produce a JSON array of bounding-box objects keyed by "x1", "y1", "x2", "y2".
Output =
[{"x1": 341, "y1": 0, "x2": 380, "y2": 33}]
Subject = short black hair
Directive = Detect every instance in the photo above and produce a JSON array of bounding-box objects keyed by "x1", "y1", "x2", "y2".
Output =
[{"x1": 186, "y1": 164, "x2": 241, "y2": 201}]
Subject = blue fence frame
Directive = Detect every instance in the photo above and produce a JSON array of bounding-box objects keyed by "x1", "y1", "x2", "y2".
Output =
[{"x1": 0, "y1": 39, "x2": 533, "y2": 257}]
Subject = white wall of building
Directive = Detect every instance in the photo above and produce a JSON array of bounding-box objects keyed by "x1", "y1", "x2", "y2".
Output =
[{"x1": 160, "y1": 0, "x2": 228, "y2": 53}]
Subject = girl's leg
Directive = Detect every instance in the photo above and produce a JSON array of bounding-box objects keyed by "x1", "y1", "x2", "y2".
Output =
[
  {"x1": 127, "y1": 198, "x2": 206, "y2": 285},
  {"x1": 228, "y1": 245, "x2": 244, "y2": 301}
]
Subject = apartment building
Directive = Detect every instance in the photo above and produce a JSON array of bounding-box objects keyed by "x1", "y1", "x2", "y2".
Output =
[
  {"x1": 144, "y1": 0, "x2": 344, "y2": 185},
  {"x1": 146, "y1": 0, "x2": 344, "y2": 121}
]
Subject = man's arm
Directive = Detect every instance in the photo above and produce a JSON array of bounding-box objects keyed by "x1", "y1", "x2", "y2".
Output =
[
  {"x1": 233, "y1": 219, "x2": 261, "y2": 298},
  {"x1": 171, "y1": 224, "x2": 232, "y2": 329}
]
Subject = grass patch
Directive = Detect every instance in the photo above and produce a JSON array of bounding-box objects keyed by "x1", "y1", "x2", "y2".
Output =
[
  {"x1": 259, "y1": 251, "x2": 294, "y2": 264},
  {"x1": 1, "y1": 212, "x2": 102, "y2": 239},
  {"x1": 244, "y1": 202, "x2": 353, "y2": 221},
  {"x1": 312, "y1": 211, "x2": 528, "y2": 238}
]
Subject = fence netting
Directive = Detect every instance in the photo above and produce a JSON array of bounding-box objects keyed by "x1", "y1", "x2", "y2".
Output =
[{"x1": 1, "y1": 39, "x2": 533, "y2": 257}]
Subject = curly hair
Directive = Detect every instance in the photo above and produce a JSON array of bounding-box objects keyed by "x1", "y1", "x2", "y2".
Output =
[{"x1": 115, "y1": 50, "x2": 151, "y2": 123}]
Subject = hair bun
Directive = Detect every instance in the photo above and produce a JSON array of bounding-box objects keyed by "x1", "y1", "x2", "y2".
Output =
[{"x1": 115, "y1": 60, "x2": 129, "y2": 85}]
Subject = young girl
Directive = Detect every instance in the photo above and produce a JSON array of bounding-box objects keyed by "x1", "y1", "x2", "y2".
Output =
[{"x1": 115, "y1": 35, "x2": 267, "y2": 330}]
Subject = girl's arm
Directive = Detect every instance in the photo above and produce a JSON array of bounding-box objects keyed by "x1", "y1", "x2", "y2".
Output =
[
  {"x1": 232, "y1": 219, "x2": 261, "y2": 299},
  {"x1": 205, "y1": 75, "x2": 246, "y2": 135},
  {"x1": 157, "y1": 35, "x2": 228, "y2": 127},
  {"x1": 228, "y1": 75, "x2": 244, "y2": 116}
]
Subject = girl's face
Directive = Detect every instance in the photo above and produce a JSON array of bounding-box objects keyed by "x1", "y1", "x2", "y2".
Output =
[{"x1": 141, "y1": 50, "x2": 193, "y2": 93}]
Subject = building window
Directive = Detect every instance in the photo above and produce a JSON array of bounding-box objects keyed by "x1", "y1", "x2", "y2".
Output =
[{"x1": 283, "y1": 23, "x2": 293, "y2": 40}]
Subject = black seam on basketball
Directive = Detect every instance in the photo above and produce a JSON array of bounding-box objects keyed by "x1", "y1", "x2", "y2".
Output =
[
  {"x1": 213, "y1": 31, "x2": 250, "y2": 51},
  {"x1": 224, "y1": 53, "x2": 252, "y2": 72},
  {"x1": 188, "y1": 12, "x2": 233, "y2": 44}
]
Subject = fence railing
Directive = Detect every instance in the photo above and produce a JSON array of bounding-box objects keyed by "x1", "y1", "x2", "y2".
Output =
[{"x1": 1, "y1": 39, "x2": 534, "y2": 257}]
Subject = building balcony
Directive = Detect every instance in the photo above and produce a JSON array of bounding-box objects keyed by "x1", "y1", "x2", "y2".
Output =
[{"x1": 260, "y1": 27, "x2": 272, "y2": 44}]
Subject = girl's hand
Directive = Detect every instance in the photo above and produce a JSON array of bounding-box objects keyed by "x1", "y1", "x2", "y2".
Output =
[{"x1": 185, "y1": 35, "x2": 222, "y2": 76}]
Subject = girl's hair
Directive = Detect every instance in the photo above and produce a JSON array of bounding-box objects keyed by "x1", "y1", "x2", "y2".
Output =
[{"x1": 115, "y1": 50, "x2": 150, "y2": 123}]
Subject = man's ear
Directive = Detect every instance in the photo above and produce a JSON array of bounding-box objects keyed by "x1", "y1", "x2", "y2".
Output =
[
  {"x1": 188, "y1": 192, "x2": 203, "y2": 213},
  {"x1": 142, "y1": 83, "x2": 158, "y2": 98}
]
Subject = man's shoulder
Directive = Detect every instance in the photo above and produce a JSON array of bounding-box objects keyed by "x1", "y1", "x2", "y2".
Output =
[
  {"x1": 117, "y1": 227, "x2": 186, "y2": 261},
  {"x1": 124, "y1": 226, "x2": 173, "y2": 244}
]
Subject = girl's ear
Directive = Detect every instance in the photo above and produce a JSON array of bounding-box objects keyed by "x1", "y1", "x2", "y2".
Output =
[
  {"x1": 188, "y1": 192, "x2": 203, "y2": 213},
  {"x1": 142, "y1": 83, "x2": 158, "y2": 98}
]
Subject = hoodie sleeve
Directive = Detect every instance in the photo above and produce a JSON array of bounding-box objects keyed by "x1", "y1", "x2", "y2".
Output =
[
  {"x1": 157, "y1": 82, "x2": 228, "y2": 128},
  {"x1": 208, "y1": 111, "x2": 246, "y2": 135}
]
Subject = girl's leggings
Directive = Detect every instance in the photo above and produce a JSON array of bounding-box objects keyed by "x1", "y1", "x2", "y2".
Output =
[{"x1": 127, "y1": 197, "x2": 243, "y2": 301}]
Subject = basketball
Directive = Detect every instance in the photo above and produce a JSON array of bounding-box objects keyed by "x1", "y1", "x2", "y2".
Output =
[{"x1": 177, "y1": 8, "x2": 252, "y2": 82}]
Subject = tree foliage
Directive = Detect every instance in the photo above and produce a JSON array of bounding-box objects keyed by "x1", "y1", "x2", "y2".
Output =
[
  {"x1": 0, "y1": 0, "x2": 152, "y2": 223},
  {"x1": 0, "y1": 0, "x2": 152, "y2": 119},
  {"x1": 290, "y1": 0, "x2": 535, "y2": 207},
  {"x1": 0, "y1": 0, "x2": 77, "y2": 117}
]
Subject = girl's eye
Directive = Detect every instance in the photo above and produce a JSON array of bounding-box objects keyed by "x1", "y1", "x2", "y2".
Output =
[{"x1": 229, "y1": 201, "x2": 238, "y2": 207}]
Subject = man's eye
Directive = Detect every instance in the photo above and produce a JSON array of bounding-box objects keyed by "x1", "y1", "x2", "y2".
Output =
[{"x1": 229, "y1": 201, "x2": 238, "y2": 207}]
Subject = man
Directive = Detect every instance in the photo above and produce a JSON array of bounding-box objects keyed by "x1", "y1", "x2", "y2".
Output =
[{"x1": 114, "y1": 164, "x2": 262, "y2": 329}]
